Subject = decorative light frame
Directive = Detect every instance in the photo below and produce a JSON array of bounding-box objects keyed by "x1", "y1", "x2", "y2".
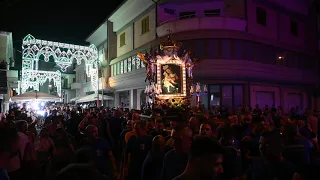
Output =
[
  {"x1": 156, "y1": 56, "x2": 187, "y2": 99},
  {"x1": 21, "y1": 34, "x2": 99, "y2": 96}
]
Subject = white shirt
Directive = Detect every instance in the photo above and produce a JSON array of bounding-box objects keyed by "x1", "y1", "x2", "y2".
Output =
[{"x1": 7, "y1": 132, "x2": 29, "y2": 172}]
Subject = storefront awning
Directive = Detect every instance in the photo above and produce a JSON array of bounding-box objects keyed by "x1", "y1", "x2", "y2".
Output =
[
  {"x1": 76, "y1": 94, "x2": 114, "y2": 103},
  {"x1": 70, "y1": 96, "x2": 82, "y2": 102}
]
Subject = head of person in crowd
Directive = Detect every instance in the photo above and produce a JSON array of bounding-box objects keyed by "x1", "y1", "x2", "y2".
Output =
[
  {"x1": 199, "y1": 123, "x2": 213, "y2": 137},
  {"x1": 219, "y1": 126, "x2": 235, "y2": 147},
  {"x1": 0, "y1": 123, "x2": 19, "y2": 168},
  {"x1": 188, "y1": 116, "x2": 200, "y2": 134},
  {"x1": 251, "y1": 116, "x2": 264, "y2": 135},
  {"x1": 146, "y1": 119, "x2": 155, "y2": 133},
  {"x1": 152, "y1": 135, "x2": 166, "y2": 152},
  {"x1": 132, "y1": 112, "x2": 140, "y2": 121},
  {"x1": 15, "y1": 120, "x2": 28, "y2": 134},
  {"x1": 155, "y1": 120, "x2": 165, "y2": 132},
  {"x1": 85, "y1": 125, "x2": 99, "y2": 140},
  {"x1": 126, "y1": 120, "x2": 134, "y2": 131},
  {"x1": 177, "y1": 136, "x2": 225, "y2": 180},
  {"x1": 134, "y1": 120, "x2": 147, "y2": 137},
  {"x1": 172, "y1": 125, "x2": 193, "y2": 153},
  {"x1": 40, "y1": 127, "x2": 50, "y2": 138},
  {"x1": 259, "y1": 130, "x2": 284, "y2": 163},
  {"x1": 169, "y1": 120, "x2": 178, "y2": 130}
]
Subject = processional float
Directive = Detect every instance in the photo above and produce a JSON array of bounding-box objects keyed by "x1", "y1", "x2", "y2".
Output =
[{"x1": 138, "y1": 32, "x2": 201, "y2": 111}]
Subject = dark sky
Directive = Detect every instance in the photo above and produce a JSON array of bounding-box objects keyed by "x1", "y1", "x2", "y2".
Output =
[{"x1": 0, "y1": 0, "x2": 124, "y2": 50}]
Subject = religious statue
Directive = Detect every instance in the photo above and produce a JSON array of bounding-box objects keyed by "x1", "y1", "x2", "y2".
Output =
[
  {"x1": 138, "y1": 52, "x2": 156, "y2": 83},
  {"x1": 162, "y1": 65, "x2": 179, "y2": 93}
]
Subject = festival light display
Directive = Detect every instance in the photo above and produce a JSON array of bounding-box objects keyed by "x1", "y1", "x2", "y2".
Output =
[
  {"x1": 21, "y1": 34, "x2": 99, "y2": 96},
  {"x1": 138, "y1": 32, "x2": 201, "y2": 109}
]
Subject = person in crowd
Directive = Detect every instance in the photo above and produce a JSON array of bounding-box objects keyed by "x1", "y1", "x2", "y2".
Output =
[
  {"x1": 81, "y1": 125, "x2": 118, "y2": 178},
  {"x1": 188, "y1": 116, "x2": 200, "y2": 135},
  {"x1": 7, "y1": 120, "x2": 29, "y2": 180},
  {"x1": 124, "y1": 121, "x2": 153, "y2": 180},
  {"x1": 173, "y1": 136, "x2": 225, "y2": 180},
  {"x1": 161, "y1": 125, "x2": 192, "y2": 180},
  {"x1": 145, "y1": 119, "x2": 155, "y2": 135},
  {"x1": 219, "y1": 126, "x2": 242, "y2": 180},
  {"x1": 245, "y1": 130, "x2": 298, "y2": 180},
  {"x1": 51, "y1": 128, "x2": 75, "y2": 174},
  {"x1": 281, "y1": 123, "x2": 312, "y2": 166},
  {"x1": 56, "y1": 163, "x2": 110, "y2": 180},
  {"x1": 141, "y1": 135, "x2": 166, "y2": 180},
  {"x1": 75, "y1": 147, "x2": 94, "y2": 165},
  {"x1": 0, "y1": 123, "x2": 19, "y2": 180},
  {"x1": 149, "y1": 120, "x2": 168, "y2": 138},
  {"x1": 119, "y1": 120, "x2": 134, "y2": 152}
]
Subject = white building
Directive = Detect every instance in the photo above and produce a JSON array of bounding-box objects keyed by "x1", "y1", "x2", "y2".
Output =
[
  {"x1": 87, "y1": 0, "x2": 319, "y2": 112},
  {"x1": 0, "y1": 31, "x2": 19, "y2": 113}
]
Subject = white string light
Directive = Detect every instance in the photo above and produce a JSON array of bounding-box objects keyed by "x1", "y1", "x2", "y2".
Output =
[{"x1": 21, "y1": 34, "x2": 99, "y2": 97}]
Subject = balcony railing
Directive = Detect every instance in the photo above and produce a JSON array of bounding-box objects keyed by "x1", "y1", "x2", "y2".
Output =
[{"x1": 157, "y1": 14, "x2": 247, "y2": 37}]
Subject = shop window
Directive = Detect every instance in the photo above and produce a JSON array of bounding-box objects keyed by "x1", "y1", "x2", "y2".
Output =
[
  {"x1": 221, "y1": 40, "x2": 231, "y2": 59},
  {"x1": 209, "y1": 85, "x2": 221, "y2": 107},
  {"x1": 222, "y1": 85, "x2": 233, "y2": 110},
  {"x1": 233, "y1": 85, "x2": 243, "y2": 111}
]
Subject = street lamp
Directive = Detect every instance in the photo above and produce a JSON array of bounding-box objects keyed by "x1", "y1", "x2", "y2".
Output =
[{"x1": 190, "y1": 83, "x2": 207, "y2": 107}]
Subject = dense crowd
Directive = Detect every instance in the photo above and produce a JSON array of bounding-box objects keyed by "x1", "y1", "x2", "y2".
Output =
[{"x1": 0, "y1": 104, "x2": 320, "y2": 180}]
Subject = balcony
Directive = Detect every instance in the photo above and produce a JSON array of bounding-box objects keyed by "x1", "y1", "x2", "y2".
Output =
[
  {"x1": 157, "y1": 15, "x2": 247, "y2": 37},
  {"x1": 71, "y1": 82, "x2": 82, "y2": 89},
  {"x1": 7, "y1": 70, "x2": 19, "y2": 82}
]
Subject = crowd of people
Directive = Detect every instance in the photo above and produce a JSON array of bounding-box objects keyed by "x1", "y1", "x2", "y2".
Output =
[{"x1": 0, "y1": 104, "x2": 320, "y2": 180}]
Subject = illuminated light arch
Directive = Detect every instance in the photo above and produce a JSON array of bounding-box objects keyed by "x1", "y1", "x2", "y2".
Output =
[{"x1": 21, "y1": 34, "x2": 99, "y2": 97}]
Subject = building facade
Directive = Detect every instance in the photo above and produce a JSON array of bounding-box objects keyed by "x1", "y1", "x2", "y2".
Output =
[
  {"x1": 89, "y1": 0, "x2": 319, "y2": 112},
  {"x1": 0, "y1": 31, "x2": 19, "y2": 113}
]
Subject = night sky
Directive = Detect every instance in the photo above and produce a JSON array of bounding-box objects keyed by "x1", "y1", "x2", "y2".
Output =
[{"x1": 0, "y1": 0, "x2": 124, "y2": 50}]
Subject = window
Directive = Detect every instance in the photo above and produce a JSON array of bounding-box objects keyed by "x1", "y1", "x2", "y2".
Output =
[
  {"x1": 120, "y1": 32, "x2": 126, "y2": 47},
  {"x1": 141, "y1": 16, "x2": 150, "y2": 34},
  {"x1": 179, "y1": 11, "x2": 196, "y2": 20},
  {"x1": 117, "y1": 62, "x2": 120, "y2": 75},
  {"x1": 132, "y1": 57, "x2": 136, "y2": 70},
  {"x1": 256, "y1": 7, "x2": 266, "y2": 26},
  {"x1": 113, "y1": 65, "x2": 117, "y2": 76},
  {"x1": 164, "y1": 8, "x2": 175, "y2": 15},
  {"x1": 222, "y1": 85, "x2": 233, "y2": 110},
  {"x1": 290, "y1": 19, "x2": 298, "y2": 36},
  {"x1": 120, "y1": 61, "x2": 124, "y2": 74},
  {"x1": 128, "y1": 58, "x2": 132, "y2": 72},
  {"x1": 124, "y1": 59, "x2": 128, "y2": 73},
  {"x1": 111, "y1": 65, "x2": 114, "y2": 76},
  {"x1": 204, "y1": 9, "x2": 220, "y2": 17},
  {"x1": 210, "y1": 85, "x2": 221, "y2": 107},
  {"x1": 136, "y1": 57, "x2": 141, "y2": 69}
]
